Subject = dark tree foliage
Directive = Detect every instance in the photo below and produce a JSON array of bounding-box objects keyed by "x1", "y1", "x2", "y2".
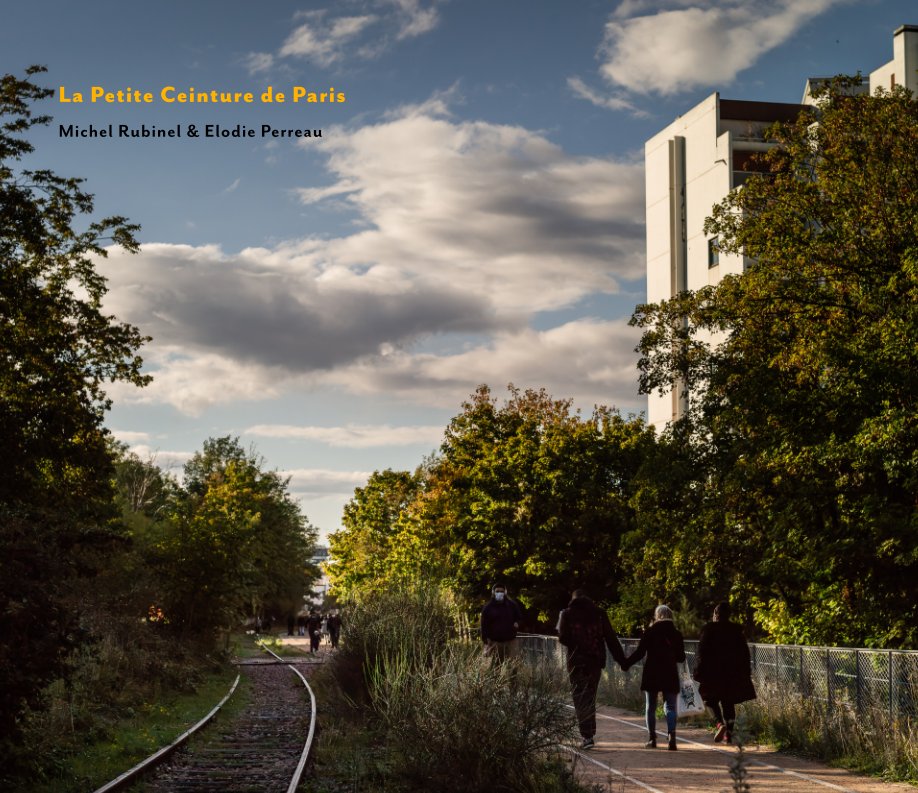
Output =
[
  {"x1": 631, "y1": 80, "x2": 918, "y2": 647},
  {"x1": 0, "y1": 68, "x2": 149, "y2": 749}
]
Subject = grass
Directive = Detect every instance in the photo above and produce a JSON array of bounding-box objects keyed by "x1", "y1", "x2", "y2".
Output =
[
  {"x1": 307, "y1": 661, "x2": 411, "y2": 793},
  {"x1": 740, "y1": 685, "x2": 918, "y2": 783},
  {"x1": 305, "y1": 587, "x2": 593, "y2": 793},
  {"x1": 26, "y1": 663, "x2": 245, "y2": 793},
  {"x1": 308, "y1": 656, "x2": 588, "y2": 793}
]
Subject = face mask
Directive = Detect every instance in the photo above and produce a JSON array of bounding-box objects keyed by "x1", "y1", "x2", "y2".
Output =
[{"x1": 495, "y1": 592, "x2": 505, "y2": 601}]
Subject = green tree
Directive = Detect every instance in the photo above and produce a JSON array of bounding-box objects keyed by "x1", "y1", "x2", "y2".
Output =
[
  {"x1": 419, "y1": 384, "x2": 653, "y2": 617},
  {"x1": 156, "y1": 437, "x2": 318, "y2": 638},
  {"x1": 0, "y1": 67, "x2": 149, "y2": 756},
  {"x1": 632, "y1": 81, "x2": 918, "y2": 646},
  {"x1": 327, "y1": 468, "x2": 423, "y2": 598}
]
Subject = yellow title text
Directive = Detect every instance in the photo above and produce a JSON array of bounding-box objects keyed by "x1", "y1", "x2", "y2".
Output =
[{"x1": 58, "y1": 86, "x2": 347, "y2": 104}]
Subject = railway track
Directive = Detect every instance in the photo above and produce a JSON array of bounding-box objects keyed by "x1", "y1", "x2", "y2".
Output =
[{"x1": 95, "y1": 644, "x2": 317, "y2": 793}]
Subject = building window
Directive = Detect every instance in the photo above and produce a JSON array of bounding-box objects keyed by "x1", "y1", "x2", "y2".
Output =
[{"x1": 708, "y1": 237, "x2": 720, "y2": 268}]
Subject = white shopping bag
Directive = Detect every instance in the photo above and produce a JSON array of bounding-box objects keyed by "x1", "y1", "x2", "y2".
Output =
[{"x1": 677, "y1": 664, "x2": 705, "y2": 717}]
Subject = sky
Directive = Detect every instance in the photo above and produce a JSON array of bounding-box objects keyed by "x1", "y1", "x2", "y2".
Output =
[{"x1": 3, "y1": 0, "x2": 914, "y2": 542}]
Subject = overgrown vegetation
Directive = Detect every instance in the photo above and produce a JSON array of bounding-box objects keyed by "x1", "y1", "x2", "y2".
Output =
[
  {"x1": 0, "y1": 70, "x2": 318, "y2": 788},
  {"x1": 314, "y1": 587, "x2": 585, "y2": 793},
  {"x1": 22, "y1": 658, "x2": 243, "y2": 793},
  {"x1": 740, "y1": 686, "x2": 918, "y2": 782}
]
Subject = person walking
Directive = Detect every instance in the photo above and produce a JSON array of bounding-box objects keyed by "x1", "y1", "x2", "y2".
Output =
[
  {"x1": 306, "y1": 609, "x2": 323, "y2": 653},
  {"x1": 480, "y1": 584, "x2": 522, "y2": 661},
  {"x1": 558, "y1": 589, "x2": 626, "y2": 750},
  {"x1": 623, "y1": 604, "x2": 686, "y2": 750},
  {"x1": 693, "y1": 601, "x2": 756, "y2": 743},
  {"x1": 326, "y1": 610, "x2": 342, "y2": 649}
]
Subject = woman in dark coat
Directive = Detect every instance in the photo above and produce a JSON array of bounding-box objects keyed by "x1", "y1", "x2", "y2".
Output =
[
  {"x1": 623, "y1": 604, "x2": 686, "y2": 750},
  {"x1": 692, "y1": 601, "x2": 756, "y2": 743}
]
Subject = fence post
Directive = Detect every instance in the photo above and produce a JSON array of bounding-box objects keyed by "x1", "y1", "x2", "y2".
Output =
[
  {"x1": 888, "y1": 650, "x2": 895, "y2": 724},
  {"x1": 826, "y1": 647, "x2": 833, "y2": 710},
  {"x1": 799, "y1": 646, "x2": 805, "y2": 696},
  {"x1": 854, "y1": 649, "x2": 862, "y2": 713}
]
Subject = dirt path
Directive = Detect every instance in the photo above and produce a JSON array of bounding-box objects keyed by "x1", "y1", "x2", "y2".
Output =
[{"x1": 567, "y1": 705, "x2": 915, "y2": 793}]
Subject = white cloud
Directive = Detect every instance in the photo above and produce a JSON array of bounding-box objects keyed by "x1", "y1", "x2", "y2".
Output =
[
  {"x1": 280, "y1": 14, "x2": 378, "y2": 67},
  {"x1": 127, "y1": 444, "x2": 195, "y2": 471},
  {"x1": 243, "y1": 52, "x2": 274, "y2": 75},
  {"x1": 110, "y1": 429, "x2": 152, "y2": 443},
  {"x1": 567, "y1": 76, "x2": 646, "y2": 116},
  {"x1": 321, "y1": 318, "x2": 644, "y2": 412},
  {"x1": 275, "y1": 1, "x2": 441, "y2": 68},
  {"x1": 284, "y1": 468, "x2": 374, "y2": 496},
  {"x1": 599, "y1": 0, "x2": 849, "y2": 95},
  {"x1": 299, "y1": 108, "x2": 646, "y2": 308},
  {"x1": 107, "y1": 347, "x2": 289, "y2": 416},
  {"x1": 245, "y1": 423, "x2": 445, "y2": 448},
  {"x1": 389, "y1": 0, "x2": 440, "y2": 39},
  {"x1": 101, "y1": 104, "x2": 645, "y2": 415}
]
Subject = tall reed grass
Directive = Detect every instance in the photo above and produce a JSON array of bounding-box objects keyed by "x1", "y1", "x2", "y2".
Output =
[
  {"x1": 328, "y1": 587, "x2": 580, "y2": 793},
  {"x1": 741, "y1": 682, "x2": 918, "y2": 781}
]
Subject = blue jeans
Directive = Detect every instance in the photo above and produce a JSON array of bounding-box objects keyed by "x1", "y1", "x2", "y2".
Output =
[{"x1": 645, "y1": 690, "x2": 678, "y2": 735}]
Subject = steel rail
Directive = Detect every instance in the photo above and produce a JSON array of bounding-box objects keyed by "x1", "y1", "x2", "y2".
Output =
[
  {"x1": 258, "y1": 641, "x2": 319, "y2": 793},
  {"x1": 92, "y1": 640, "x2": 318, "y2": 793},
  {"x1": 91, "y1": 673, "x2": 240, "y2": 793}
]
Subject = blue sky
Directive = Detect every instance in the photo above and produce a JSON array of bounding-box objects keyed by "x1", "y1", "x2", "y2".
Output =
[{"x1": 3, "y1": 0, "x2": 913, "y2": 541}]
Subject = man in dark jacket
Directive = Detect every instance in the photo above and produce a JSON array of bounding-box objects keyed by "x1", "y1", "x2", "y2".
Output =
[
  {"x1": 480, "y1": 584, "x2": 522, "y2": 661},
  {"x1": 326, "y1": 611, "x2": 342, "y2": 649},
  {"x1": 558, "y1": 589, "x2": 626, "y2": 750},
  {"x1": 306, "y1": 610, "x2": 323, "y2": 653},
  {"x1": 693, "y1": 601, "x2": 756, "y2": 743}
]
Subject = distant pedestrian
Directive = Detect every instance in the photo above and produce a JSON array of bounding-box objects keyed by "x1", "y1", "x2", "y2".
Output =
[
  {"x1": 693, "y1": 601, "x2": 756, "y2": 744},
  {"x1": 306, "y1": 610, "x2": 322, "y2": 653},
  {"x1": 327, "y1": 611, "x2": 342, "y2": 649},
  {"x1": 623, "y1": 604, "x2": 686, "y2": 750},
  {"x1": 480, "y1": 584, "x2": 522, "y2": 661},
  {"x1": 297, "y1": 613, "x2": 307, "y2": 637},
  {"x1": 558, "y1": 589, "x2": 626, "y2": 750}
]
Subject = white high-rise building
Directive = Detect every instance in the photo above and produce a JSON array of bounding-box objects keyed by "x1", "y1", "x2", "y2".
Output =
[{"x1": 644, "y1": 25, "x2": 918, "y2": 431}]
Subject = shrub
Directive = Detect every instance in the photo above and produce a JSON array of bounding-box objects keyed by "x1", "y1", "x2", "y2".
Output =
[
  {"x1": 331, "y1": 585, "x2": 458, "y2": 703},
  {"x1": 328, "y1": 586, "x2": 578, "y2": 792},
  {"x1": 369, "y1": 644, "x2": 575, "y2": 792}
]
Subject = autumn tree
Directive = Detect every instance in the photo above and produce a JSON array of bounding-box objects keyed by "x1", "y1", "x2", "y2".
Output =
[
  {"x1": 631, "y1": 81, "x2": 918, "y2": 646},
  {"x1": 0, "y1": 68, "x2": 149, "y2": 753}
]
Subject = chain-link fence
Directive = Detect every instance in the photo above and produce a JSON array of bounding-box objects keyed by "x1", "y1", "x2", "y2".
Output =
[{"x1": 518, "y1": 634, "x2": 918, "y2": 722}]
